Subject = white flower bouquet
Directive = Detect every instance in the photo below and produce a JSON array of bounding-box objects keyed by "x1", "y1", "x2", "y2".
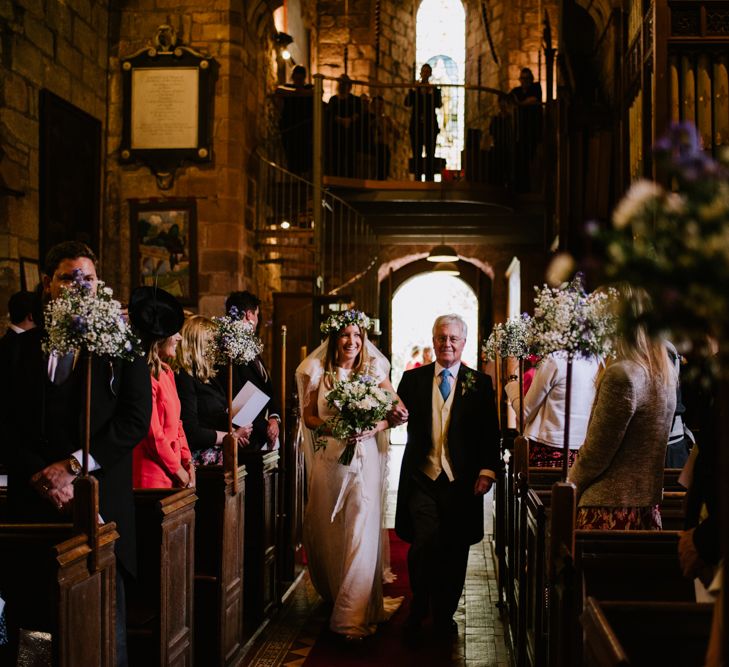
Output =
[
  {"x1": 208, "y1": 308, "x2": 263, "y2": 366},
  {"x1": 482, "y1": 313, "x2": 533, "y2": 360},
  {"x1": 43, "y1": 270, "x2": 139, "y2": 360},
  {"x1": 317, "y1": 371, "x2": 396, "y2": 466},
  {"x1": 530, "y1": 274, "x2": 617, "y2": 359}
]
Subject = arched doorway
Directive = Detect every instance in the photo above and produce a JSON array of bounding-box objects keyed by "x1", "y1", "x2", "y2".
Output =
[{"x1": 416, "y1": 0, "x2": 466, "y2": 171}]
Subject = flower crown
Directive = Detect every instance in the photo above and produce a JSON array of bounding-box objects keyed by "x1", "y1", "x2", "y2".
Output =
[{"x1": 320, "y1": 309, "x2": 371, "y2": 336}]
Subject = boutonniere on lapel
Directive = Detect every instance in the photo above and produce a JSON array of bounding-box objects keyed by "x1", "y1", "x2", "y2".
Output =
[{"x1": 460, "y1": 369, "x2": 477, "y2": 396}]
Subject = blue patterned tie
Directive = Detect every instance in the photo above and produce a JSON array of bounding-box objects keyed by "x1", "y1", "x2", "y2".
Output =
[{"x1": 439, "y1": 369, "x2": 451, "y2": 400}]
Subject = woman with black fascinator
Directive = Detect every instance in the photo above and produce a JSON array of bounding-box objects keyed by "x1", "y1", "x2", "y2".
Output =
[{"x1": 128, "y1": 286, "x2": 194, "y2": 489}]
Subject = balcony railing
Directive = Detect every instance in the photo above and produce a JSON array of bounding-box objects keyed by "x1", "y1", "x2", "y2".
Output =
[{"x1": 270, "y1": 76, "x2": 546, "y2": 192}]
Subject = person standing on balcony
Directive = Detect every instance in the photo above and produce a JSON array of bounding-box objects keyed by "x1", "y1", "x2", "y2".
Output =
[
  {"x1": 405, "y1": 63, "x2": 442, "y2": 182},
  {"x1": 327, "y1": 74, "x2": 362, "y2": 178},
  {"x1": 509, "y1": 67, "x2": 543, "y2": 191},
  {"x1": 275, "y1": 65, "x2": 314, "y2": 176}
]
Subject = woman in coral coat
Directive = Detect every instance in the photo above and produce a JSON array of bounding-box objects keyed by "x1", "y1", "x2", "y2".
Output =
[{"x1": 129, "y1": 286, "x2": 194, "y2": 489}]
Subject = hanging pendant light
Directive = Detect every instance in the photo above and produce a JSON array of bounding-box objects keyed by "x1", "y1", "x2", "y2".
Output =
[
  {"x1": 427, "y1": 244, "x2": 459, "y2": 263},
  {"x1": 432, "y1": 262, "x2": 460, "y2": 276}
]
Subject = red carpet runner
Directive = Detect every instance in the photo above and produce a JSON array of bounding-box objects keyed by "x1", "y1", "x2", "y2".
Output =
[{"x1": 303, "y1": 529, "x2": 457, "y2": 666}]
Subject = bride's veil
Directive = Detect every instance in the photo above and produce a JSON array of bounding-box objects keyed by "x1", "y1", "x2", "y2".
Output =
[{"x1": 294, "y1": 336, "x2": 396, "y2": 584}]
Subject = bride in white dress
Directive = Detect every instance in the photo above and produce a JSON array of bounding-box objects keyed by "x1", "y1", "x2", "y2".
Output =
[{"x1": 296, "y1": 310, "x2": 405, "y2": 640}]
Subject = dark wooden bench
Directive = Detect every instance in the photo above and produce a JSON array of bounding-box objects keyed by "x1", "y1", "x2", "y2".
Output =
[
  {"x1": 0, "y1": 521, "x2": 118, "y2": 666},
  {"x1": 127, "y1": 487, "x2": 197, "y2": 666},
  {"x1": 581, "y1": 597, "x2": 713, "y2": 667},
  {"x1": 193, "y1": 445, "x2": 248, "y2": 667},
  {"x1": 548, "y1": 483, "x2": 696, "y2": 667},
  {"x1": 240, "y1": 449, "x2": 280, "y2": 639}
]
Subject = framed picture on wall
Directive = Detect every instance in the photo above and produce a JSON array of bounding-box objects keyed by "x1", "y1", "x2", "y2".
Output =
[
  {"x1": 19, "y1": 258, "x2": 41, "y2": 292},
  {"x1": 129, "y1": 199, "x2": 198, "y2": 305}
]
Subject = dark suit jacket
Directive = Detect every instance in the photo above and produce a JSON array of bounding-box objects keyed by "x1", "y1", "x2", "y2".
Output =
[
  {"x1": 218, "y1": 356, "x2": 281, "y2": 450},
  {"x1": 394, "y1": 363, "x2": 500, "y2": 545},
  {"x1": 175, "y1": 369, "x2": 228, "y2": 452},
  {"x1": 3, "y1": 327, "x2": 152, "y2": 574}
]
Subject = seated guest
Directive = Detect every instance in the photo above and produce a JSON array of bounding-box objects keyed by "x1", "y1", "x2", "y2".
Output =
[
  {"x1": 2, "y1": 241, "x2": 152, "y2": 665},
  {"x1": 223, "y1": 291, "x2": 281, "y2": 450},
  {"x1": 505, "y1": 352, "x2": 599, "y2": 467},
  {"x1": 129, "y1": 286, "x2": 194, "y2": 489},
  {"x1": 174, "y1": 315, "x2": 252, "y2": 466},
  {"x1": 568, "y1": 285, "x2": 677, "y2": 530}
]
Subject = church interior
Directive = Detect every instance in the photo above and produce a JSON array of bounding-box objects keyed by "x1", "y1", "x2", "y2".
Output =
[{"x1": 1, "y1": 0, "x2": 728, "y2": 665}]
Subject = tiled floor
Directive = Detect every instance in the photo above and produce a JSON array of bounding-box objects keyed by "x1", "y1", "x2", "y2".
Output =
[{"x1": 242, "y1": 446, "x2": 513, "y2": 667}]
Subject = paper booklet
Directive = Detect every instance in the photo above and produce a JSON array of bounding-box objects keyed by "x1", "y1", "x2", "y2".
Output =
[{"x1": 232, "y1": 381, "x2": 270, "y2": 427}]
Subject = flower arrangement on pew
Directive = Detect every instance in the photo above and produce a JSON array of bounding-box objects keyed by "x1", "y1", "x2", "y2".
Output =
[
  {"x1": 206, "y1": 306, "x2": 263, "y2": 492},
  {"x1": 529, "y1": 274, "x2": 617, "y2": 478},
  {"x1": 316, "y1": 367, "x2": 396, "y2": 466},
  {"x1": 588, "y1": 123, "x2": 729, "y2": 368},
  {"x1": 482, "y1": 313, "x2": 533, "y2": 361},
  {"x1": 44, "y1": 270, "x2": 139, "y2": 360}
]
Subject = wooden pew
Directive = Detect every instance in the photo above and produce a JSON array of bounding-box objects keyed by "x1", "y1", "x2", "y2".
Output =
[
  {"x1": 240, "y1": 449, "x2": 280, "y2": 639},
  {"x1": 581, "y1": 597, "x2": 713, "y2": 667},
  {"x1": 0, "y1": 522, "x2": 118, "y2": 666},
  {"x1": 127, "y1": 487, "x2": 197, "y2": 666},
  {"x1": 193, "y1": 458, "x2": 248, "y2": 667},
  {"x1": 548, "y1": 483, "x2": 696, "y2": 667}
]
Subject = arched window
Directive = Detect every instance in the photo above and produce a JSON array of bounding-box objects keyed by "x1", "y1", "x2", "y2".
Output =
[{"x1": 416, "y1": 0, "x2": 466, "y2": 172}]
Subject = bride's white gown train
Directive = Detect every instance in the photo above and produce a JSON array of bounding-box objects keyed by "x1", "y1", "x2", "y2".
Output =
[{"x1": 303, "y1": 366, "x2": 402, "y2": 637}]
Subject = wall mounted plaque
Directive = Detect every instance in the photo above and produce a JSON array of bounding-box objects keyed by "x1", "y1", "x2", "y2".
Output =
[{"x1": 120, "y1": 26, "x2": 216, "y2": 189}]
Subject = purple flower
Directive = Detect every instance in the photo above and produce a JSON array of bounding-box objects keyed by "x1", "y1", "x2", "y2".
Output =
[
  {"x1": 71, "y1": 315, "x2": 88, "y2": 333},
  {"x1": 228, "y1": 306, "x2": 240, "y2": 319}
]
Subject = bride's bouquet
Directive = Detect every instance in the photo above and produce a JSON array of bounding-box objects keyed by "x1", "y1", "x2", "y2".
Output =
[{"x1": 317, "y1": 371, "x2": 396, "y2": 466}]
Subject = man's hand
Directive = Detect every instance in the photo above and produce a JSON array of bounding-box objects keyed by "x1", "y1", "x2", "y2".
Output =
[
  {"x1": 32, "y1": 460, "x2": 75, "y2": 496},
  {"x1": 47, "y1": 484, "x2": 75, "y2": 513},
  {"x1": 388, "y1": 404, "x2": 409, "y2": 428},
  {"x1": 234, "y1": 424, "x2": 253, "y2": 446},
  {"x1": 267, "y1": 417, "x2": 280, "y2": 445},
  {"x1": 474, "y1": 474, "x2": 494, "y2": 495}
]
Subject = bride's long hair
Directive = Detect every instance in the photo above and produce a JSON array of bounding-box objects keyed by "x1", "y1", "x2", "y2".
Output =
[{"x1": 323, "y1": 324, "x2": 371, "y2": 388}]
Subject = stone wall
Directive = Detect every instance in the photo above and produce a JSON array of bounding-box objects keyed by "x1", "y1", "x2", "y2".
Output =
[
  {"x1": 104, "y1": 0, "x2": 279, "y2": 319},
  {"x1": 0, "y1": 0, "x2": 110, "y2": 312}
]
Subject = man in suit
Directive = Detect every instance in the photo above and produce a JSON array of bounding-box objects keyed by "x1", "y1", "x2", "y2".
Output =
[
  {"x1": 225, "y1": 291, "x2": 281, "y2": 450},
  {"x1": 2, "y1": 241, "x2": 152, "y2": 666},
  {"x1": 2, "y1": 290, "x2": 36, "y2": 341},
  {"x1": 395, "y1": 314, "x2": 500, "y2": 635}
]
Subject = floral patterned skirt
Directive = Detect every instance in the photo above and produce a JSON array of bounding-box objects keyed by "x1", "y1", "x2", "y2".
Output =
[
  {"x1": 576, "y1": 505, "x2": 663, "y2": 530},
  {"x1": 528, "y1": 440, "x2": 578, "y2": 468},
  {"x1": 192, "y1": 446, "x2": 223, "y2": 467}
]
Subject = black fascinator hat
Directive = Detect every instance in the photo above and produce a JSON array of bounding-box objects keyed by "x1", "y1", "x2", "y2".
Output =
[{"x1": 128, "y1": 286, "x2": 184, "y2": 340}]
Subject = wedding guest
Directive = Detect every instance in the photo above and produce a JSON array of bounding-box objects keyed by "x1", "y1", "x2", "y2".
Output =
[
  {"x1": 296, "y1": 310, "x2": 404, "y2": 639},
  {"x1": 405, "y1": 345, "x2": 422, "y2": 370},
  {"x1": 504, "y1": 352, "x2": 600, "y2": 467},
  {"x1": 509, "y1": 67, "x2": 543, "y2": 191},
  {"x1": 174, "y1": 315, "x2": 252, "y2": 466},
  {"x1": 129, "y1": 286, "x2": 194, "y2": 489},
  {"x1": 1, "y1": 241, "x2": 152, "y2": 665},
  {"x1": 327, "y1": 74, "x2": 362, "y2": 177},
  {"x1": 223, "y1": 291, "x2": 281, "y2": 450},
  {"x1": 568, "y1": 285, "x2": 677, "y2": 530},
  {"x1": 274, "y1": 65, "x2": 314, "y2": 174},
  {"x1": 2, "y1": 290, "x2": 36, "y2": 340},
  {"x1": 405, "y1": 63, "x2": 442, "y2": 181},
  {"x1": 422, "y1": 346, "x2": 434, "y2": 365}
]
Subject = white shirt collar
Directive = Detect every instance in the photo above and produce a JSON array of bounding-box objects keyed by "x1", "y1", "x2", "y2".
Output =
[
  {"x1": 8, "y1": 323, "x2": 25, "y2": 334},
  {"x1": 434, "y1": 360, "x2": 461, "y2": 379}
]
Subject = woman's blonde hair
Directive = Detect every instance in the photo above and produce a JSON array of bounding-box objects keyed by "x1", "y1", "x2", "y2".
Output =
[
  {"x1": 147, "y1": 339, "x2": 169, "y2": 380},
  {"x1": 323, "y1": 323, "x2": 370, "y2": 388},
  {"x1": 605, "y1": 283, "x2": 676, "y2": 388},
  {"x1": 174, "y1": 315, "x2": 217, "y2": 383}
]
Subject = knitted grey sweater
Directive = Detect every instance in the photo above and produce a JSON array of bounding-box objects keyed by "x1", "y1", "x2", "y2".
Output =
[{"x1": 568, "y1": 359, "x2": 676, "y2": 508}]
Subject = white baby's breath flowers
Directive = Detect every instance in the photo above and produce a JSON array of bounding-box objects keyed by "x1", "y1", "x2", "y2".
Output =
[
  {"x1": 208, "y1": 315, "x2": 263, "y2": 366},
  {"x1": 612, "y1": 179, "x2": 663, "y2": 230},
  {"x1": 482, "y1": 313, "x2": 533, "y2": 360}
]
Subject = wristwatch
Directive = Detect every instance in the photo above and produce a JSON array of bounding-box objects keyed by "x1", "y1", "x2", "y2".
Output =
[
  {"x1": 507, "y1": 374, "x2": 519, "y2": 383},
  {"x1": 68, "y1": 455, "x2": 82, "y2": 477}
]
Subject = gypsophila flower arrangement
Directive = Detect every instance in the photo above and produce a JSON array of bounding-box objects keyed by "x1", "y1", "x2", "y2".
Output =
[
  {"x1": 315, "y1": 369, "x2": 396, "y2": 466},
  {"x1": 530, "y1": 274, "x2": 617, "y2": 359},
  {"x1": 43, "y1": 269, "x2": 139, "y2": 360},
  {"x1": 208, "y1": 309, "x2": 263, "y2": 366},
  {"x1": 481, "y1": 313, "x2": 533, "y2": 360},
  {"x1": 320, "y1": 309, "x2": 371, "y2": 336},
  {"x1": 591, "y1": 123, "x2": 729, "y2": 353}
]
